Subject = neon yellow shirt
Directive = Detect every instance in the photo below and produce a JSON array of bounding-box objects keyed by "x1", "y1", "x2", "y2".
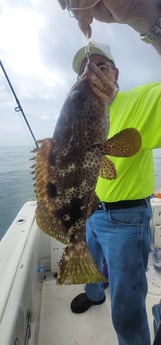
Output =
[{"x1": 96, "y1": 82, "x2": 161, "y2": 202}]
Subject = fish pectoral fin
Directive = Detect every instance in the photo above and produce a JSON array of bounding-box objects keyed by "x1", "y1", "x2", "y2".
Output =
[
  {"x1": 100, "y1": 128, "x2": 142, "y2": 157},
  {"x1": 57, "y1": 241, "x2": 107, "y2": 285},
  {"x1": 99, "y1": 156, "x2": 117, "y2": 180}
]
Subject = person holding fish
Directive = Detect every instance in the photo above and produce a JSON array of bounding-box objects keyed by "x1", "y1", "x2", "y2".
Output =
[
  {"x1": 57, "y1": 0, "x2": 161, "y2": 54},
  {"x1": 55, "y1": 2, "x2": 161, "y2": 345},
  {"x1": 64, "y1": 40, "x2": 161, "y2": 345}
]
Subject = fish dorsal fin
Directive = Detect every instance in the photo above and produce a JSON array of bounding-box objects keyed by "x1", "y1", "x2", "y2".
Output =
[
  {"x1": 99, "y1": 156, "x2": 117, "y2": 180},
  {"x1": 100, "y1": 128, "x2": 142, "y2": 157}
]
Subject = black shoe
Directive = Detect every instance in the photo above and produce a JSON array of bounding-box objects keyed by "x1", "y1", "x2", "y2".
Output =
[{"x1": 71, "y1": 293, "x2": 106, "y2": 313}]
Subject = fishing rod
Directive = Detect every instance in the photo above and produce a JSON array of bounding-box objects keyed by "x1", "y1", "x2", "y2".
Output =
[{"x1": 0, "y1": 60, "x2": 39, "y2": 149}]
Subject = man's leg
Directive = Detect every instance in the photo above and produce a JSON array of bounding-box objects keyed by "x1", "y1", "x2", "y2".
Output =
[{"x1": 96, "y1": 205, "x2": 152, "y2": 345}]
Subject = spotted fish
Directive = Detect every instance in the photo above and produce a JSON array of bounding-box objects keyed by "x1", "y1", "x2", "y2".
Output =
[{"x1": 32, "y1": 63, "x2": 141, "y2": 284}]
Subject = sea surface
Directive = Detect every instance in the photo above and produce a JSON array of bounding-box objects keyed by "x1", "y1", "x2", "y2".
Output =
[
  {"x1": 0, "y1": 146, "x2": 161, "y2": 240},
  {"x1": 0, "y1": 146, "x2": 34, "y2": 239}
]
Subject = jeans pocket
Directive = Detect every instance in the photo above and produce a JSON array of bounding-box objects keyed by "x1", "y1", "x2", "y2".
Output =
[
  {"x1": 108, "y1": 207, "x2": 144, "y2": 226},
  {"x1": 107, "y1": 208, "x2": 151, "y2": 270}
]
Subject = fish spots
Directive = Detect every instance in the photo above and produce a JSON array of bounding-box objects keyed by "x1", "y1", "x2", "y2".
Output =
[
  {"x1": 47, "y1": 182, "x2": 57, "y2": 198},
  {"x1": 56, "y1": 197, "x2": 83, "y2": 229}
]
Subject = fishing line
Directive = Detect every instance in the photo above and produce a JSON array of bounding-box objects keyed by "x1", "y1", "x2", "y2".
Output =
[
  {"x1": 85, "y1": 38, "x2": 90, "y2": 63},
  {"x1": 65, "y1": 0, "x2": 101, "y2": 12},
  {"x1": 0, "y1": 60, "x2": 39, "y2": 149},
  {"x1": 65, "y1": 1, "x2": 100, "y2": 62}
]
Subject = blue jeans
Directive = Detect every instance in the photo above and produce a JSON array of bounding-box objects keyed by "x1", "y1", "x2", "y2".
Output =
[{"x1": 85, "y1": 202, "x2": 152, "y2": 345}]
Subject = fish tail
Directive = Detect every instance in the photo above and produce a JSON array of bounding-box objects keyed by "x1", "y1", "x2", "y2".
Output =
[{"x1": 57, "y1": 242, "x2": 107, "y2": 285}]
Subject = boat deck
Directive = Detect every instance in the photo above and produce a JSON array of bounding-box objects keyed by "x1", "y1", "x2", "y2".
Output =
[
  {"x1": 37, "y1": 272, "x2": 161, "y2": 345},
  {"x1": 38, "y1": 279, "x2": 117, "y2": 345}
]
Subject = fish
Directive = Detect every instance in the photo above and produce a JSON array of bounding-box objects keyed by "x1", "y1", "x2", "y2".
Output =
[{"x1": 32, "y1": 62, "x2": 142, "y2": 285}]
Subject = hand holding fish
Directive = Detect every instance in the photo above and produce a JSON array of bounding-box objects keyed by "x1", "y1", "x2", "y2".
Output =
[
  {"x1": 57, "y1": 0, "x2": 161, "y2": 54},
  {"x1": 84, "y1": 62, "x2": 118, "y2": 104}
]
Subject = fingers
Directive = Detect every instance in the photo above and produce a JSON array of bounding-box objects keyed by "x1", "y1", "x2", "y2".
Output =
[
  {"x1": 78, "y1": 18, "x2": 92, "y2": 38},
  {"x1": 87, "y1": 62, "x2": 112, "y2": 91},
  {"x1": 57, "y1": 0, "x2": 67, "y2": 10},
  {"x1": 92, "y1": 1, "x2": 114, "y2": 22},
  {"x1": 71, "y1": 6, "x2": 93, "y2": 38},
  {"x1": 86, "y1": 63, "x2": 118, "y2": 103},
  {"x1": 89, "y1": 83, "x2": 114, "y2": 103},
  {"x1": 89, "y1": 79, "x2": 117, "y2": 103},
  {"x1": 57, "y1": 0, "x2": 119, "y2": 36},
  {"x1": 59, "y1": 1, "x2": 94, "y2": 37},
  {"x1": 57, "y1": 1, "x2": 95, "y2": 37}
]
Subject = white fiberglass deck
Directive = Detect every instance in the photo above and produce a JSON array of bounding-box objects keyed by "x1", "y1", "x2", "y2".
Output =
[
  {"x1": 37, "y1": 275, "x2": 160, "y2": 345},
  {"x1": 38, "y1": 280, "x2": 117, "y2": 345}
]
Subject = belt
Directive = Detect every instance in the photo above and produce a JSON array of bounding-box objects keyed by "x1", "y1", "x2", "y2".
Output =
[{"x1": 98, "y1": 198, "x2": 150, "y2": 211}]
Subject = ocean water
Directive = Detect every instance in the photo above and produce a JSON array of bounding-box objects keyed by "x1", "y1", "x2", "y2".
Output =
[
  {"x1": 0, "y1": 146, "x2": 35, "y2": 239},
  {"x1": 0, "y1": 146, "x2": 161, "y2": 240}
]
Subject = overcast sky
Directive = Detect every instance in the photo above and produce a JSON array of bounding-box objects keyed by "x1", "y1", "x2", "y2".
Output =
[{"x1": 0, "y1": 0, "x2": 161, "y2": 147}]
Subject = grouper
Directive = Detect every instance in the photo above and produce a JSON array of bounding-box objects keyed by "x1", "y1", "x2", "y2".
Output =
[{"x1": 32, "y1": 62, "x2": 141, "y2": 284}]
